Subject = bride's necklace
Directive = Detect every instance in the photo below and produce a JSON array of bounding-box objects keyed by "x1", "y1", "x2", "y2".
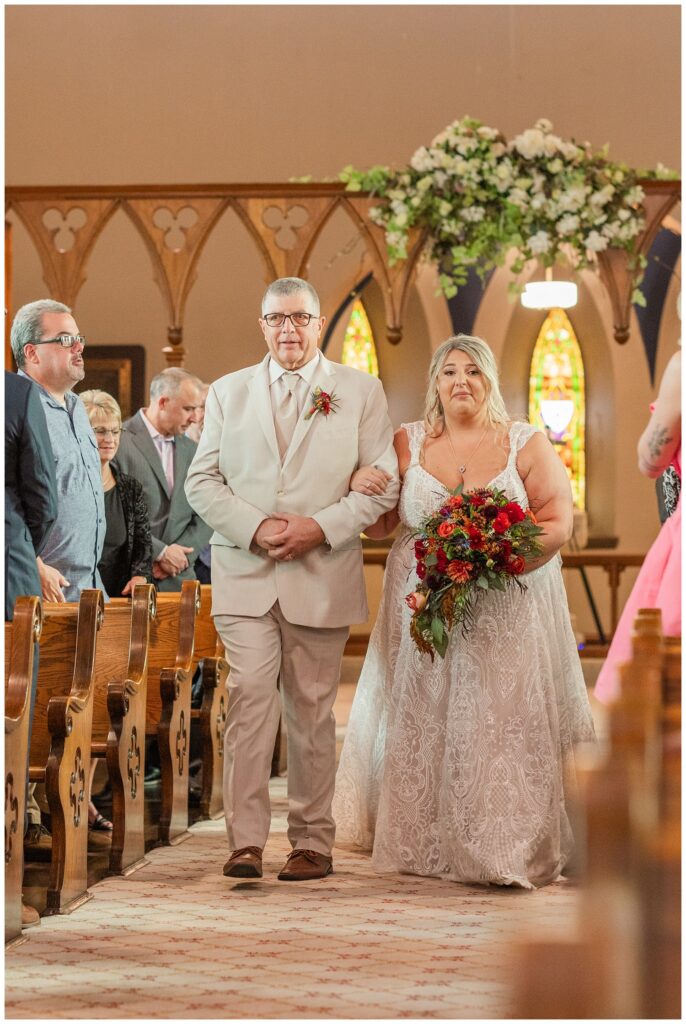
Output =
[{"x1": 444, "y1": 422, "x2": 490, "y2": 475}]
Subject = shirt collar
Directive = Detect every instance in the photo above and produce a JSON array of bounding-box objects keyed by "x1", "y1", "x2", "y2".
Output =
[
  {"x1": 140, "y1": 408, "x2": 174, "y2": 443},
  {"x1": 268, "y1": 351, "x2": 320, "y2": 387},
  {"x1": 18, "y1": 369, "x2": 76, "y2": 411}
]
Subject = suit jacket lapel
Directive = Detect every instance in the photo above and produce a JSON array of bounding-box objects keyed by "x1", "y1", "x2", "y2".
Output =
[
  {"x1": 247, "y1": 356, "x2": 280, "y2": 461},
  {"x1": 282, "y1": 355, "x2": 336, "y2": 471},
  {"x1": 126, "y1": 412, "x2": 171, "y2": 496}
]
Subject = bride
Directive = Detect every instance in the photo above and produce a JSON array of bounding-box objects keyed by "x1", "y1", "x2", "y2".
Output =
[{"x1": 334, "y1": 334, "x2": 595, "y2": 889}]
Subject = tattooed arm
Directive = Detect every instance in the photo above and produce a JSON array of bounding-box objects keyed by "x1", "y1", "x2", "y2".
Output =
[{"x1": 637, "y1": 351, "x2": 681, "y2": 478}]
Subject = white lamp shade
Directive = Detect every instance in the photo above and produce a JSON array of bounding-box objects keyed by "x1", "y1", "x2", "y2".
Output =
[
  {"x1": 540, "y1": 399, "x2": 575, "y2": 435},
  {"x1": 521, "y1": 280, "x2": 578, "y2": 309}
]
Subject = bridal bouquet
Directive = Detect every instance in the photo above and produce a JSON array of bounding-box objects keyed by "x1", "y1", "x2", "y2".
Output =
[{"x1": 406, "y1": 487, "x2": 544, "y2": 660}]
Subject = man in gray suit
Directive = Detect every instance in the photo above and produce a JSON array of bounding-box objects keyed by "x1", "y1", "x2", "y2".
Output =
[{"x1": 116, "y1": 368, "x2": 211, "y2": 591}]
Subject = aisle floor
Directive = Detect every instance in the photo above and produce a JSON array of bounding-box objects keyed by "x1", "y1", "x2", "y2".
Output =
[{"x1": 5, "y1": 658, "x2": 594, "y2": 1020}]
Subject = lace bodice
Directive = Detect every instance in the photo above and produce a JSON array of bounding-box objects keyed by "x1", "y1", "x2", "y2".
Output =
[{"x1": 398, "y1": 419, "x2": 537, "y2": 533}]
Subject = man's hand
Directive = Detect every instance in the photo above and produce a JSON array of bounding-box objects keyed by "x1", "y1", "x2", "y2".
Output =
[
  {"x1": 36, "y1": 557, "x2": 69, "y2": 602},
  {"x1": 157, "y1": 543, "x2": 194, "y2": 576},
  {"x1": 262, "y1": 514, "x2": 326, "y2": 561},
  {"x1": 121, "y1": 575, "x2": 148, "y2": 597},
  {"x1": 252, "y1": 517, "x2": 288, "y2": 552}
]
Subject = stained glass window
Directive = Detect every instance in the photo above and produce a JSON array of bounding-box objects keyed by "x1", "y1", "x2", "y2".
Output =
[
  {"x1": 528, "y1": 307, "x2": 586, "y2": 509},
  {"x1": 341, "y1": 298, "x2": 379, "y2": 377}
]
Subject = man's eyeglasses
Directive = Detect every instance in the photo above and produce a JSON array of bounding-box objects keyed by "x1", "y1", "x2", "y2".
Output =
[
  {"x1": 92, "y1": 427, "x2": 121, "y2": 438},
  {"x1": 31, "y1": 334, "x2": 86, "y2": 349},
  {"x1": 262, "y1": 312, "x2": 318, "y2": 329}
]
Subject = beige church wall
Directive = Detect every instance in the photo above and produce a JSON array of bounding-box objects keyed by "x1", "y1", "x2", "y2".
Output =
[{"x1": 5, "y1": 5, "x2": 680, "y2": 638}]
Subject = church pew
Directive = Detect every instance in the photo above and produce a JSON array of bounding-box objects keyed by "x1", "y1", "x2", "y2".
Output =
[
  {"x1": 5, "y1": 596, "x2": 42, "y2": 946},
  {"x1": 29, "y1": 590, "x2": 104, "y2": 915},
  {"x1": 191, "y1": 585, "x2": 228, "y2": 819},
  {"x1": 512, "y1": 610, "x2": 680, "y2": 1019},
  {"x1": 44, "y1": 584, "x2": 156, "y2": 875},
  {"x1": 145, "y1": 581, "x2": 200, "y2": 845}
]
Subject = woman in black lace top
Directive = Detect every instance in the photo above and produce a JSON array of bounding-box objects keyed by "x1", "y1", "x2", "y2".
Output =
[{"x1": 80, "y1": 389, "x2": 153, "y2": 598}]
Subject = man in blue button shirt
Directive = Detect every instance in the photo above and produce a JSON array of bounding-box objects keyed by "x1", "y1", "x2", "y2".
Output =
[{"x1": 11, "y1": 299, "x2": 106, "y2": 603}]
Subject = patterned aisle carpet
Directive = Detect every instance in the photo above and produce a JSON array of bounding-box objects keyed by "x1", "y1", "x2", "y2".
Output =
[{"x1": 5, "y1": 773, "x2": 581, "y2": 1020}]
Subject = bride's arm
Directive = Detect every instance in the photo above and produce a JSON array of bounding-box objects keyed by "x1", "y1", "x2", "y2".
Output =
[
  {"x1": 518, "y1": 431, "x2": 574, "y2": 572},
  {"x1": 352, "y1": 428, "x2": 410, "y2": 539}
]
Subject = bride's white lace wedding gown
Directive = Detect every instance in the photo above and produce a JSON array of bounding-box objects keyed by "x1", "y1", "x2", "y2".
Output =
[{"x1": 333, "y1": 421, "x2": 595, "y2": 889}]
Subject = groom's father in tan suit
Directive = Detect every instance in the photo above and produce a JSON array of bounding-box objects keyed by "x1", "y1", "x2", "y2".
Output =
[{"x1": 186, "y1": 277, "x2": 399, "y2": 881}]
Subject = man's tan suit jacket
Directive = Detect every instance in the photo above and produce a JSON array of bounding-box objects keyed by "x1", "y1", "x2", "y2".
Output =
[{"x1": 185, "y1": 353, "x2": 399, "y2": 627}]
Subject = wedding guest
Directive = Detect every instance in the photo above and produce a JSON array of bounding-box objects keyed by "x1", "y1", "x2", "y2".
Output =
[
  {"x1": 79, "y1": 389, "x2": 153, "y2": 597},
  {"x1": 116, "y1": 368, "x2": 211, "y2": 591},
  {"x1": 5, "y1": 369, "x2": 58, "y2": 930},
  {"x1": 185, "y1": 276, "x2": 399, "y2": 881},
  {"x1": 185, "y1": 382, "x2": 212, "y2": 583},
  {"x1": 594, "y1": 349, "x2": 681, "y2": 703},
  {"x1": 10, "y1": 299, "x2": 111, "y2": 840},
  {"x1": 334, "y1": 334, "x2": 595, "y2": 889}
]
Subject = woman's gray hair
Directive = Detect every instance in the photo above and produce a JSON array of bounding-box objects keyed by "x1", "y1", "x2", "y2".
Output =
[
  {"x1": 10, "y1": 299, "x2": 72, "y2": 368},
  {"x1": 424, "y1": 334, "x2": 509, "y2": 434},
  {"x1": 261, "y1": 277, "x2": 320, "y2": 316},
  {"x1": 79, "y1": 389, "x2": 122, "y2": 425}
]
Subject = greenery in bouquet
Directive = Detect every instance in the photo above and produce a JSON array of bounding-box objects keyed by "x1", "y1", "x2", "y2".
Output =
[
  {"x1": 340, "y1": 116, "x2": 676, "y2": 304},
  {"x1": 406, "y1": 485, "x2": 544, "y2": 660}
]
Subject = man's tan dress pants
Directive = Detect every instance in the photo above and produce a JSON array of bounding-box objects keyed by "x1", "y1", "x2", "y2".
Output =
[{"x1": 215, "y1": 601, "x2": 349, "y2": 856}]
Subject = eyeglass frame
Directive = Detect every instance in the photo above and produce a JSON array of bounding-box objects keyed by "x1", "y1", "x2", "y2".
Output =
[
  {"x1": 28, "y1": 334, "x2": 87, "y2": 349},
  {"x1": 261, "y1": 312, "x2": 320, "y2": 329},
  {"x1": 92, "y1": 426, "x2": 122, "y2": 437}
]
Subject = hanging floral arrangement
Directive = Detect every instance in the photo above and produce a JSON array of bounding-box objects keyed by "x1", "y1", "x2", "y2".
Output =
[{"x1": 340, "y1": 117, "x2": 676, "y2": 305}]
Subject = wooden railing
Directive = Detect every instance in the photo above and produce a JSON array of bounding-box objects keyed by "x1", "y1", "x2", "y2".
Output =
[{"x1": 5, "y1": 179, "x2": 680, "y2": 364}]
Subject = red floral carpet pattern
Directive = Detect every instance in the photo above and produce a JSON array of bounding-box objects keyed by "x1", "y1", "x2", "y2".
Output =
[{"x1": 5, "y1": 774, "x2": 580, "y2": 1020}]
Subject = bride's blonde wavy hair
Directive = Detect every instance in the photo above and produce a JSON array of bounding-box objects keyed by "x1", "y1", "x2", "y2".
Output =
[{"x1": 424, "y1": 334, "x2": 509, "y2": 436}]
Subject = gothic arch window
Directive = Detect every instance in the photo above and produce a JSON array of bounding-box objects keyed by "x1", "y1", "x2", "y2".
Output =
[
  {"x1": 528, "y1": 308, "x2": 586, "y2": 509},
  {"x1": 341, "y1": 298, "x2": 379, "y2": 377}
]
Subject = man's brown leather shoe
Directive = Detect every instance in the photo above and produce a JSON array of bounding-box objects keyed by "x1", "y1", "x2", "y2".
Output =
[
  {"x1": 223, "y1": 846, "x2": 263, "y2": 878},
  {"x1": 277, "y1": 849, "x2": 333, "y2": 881}
]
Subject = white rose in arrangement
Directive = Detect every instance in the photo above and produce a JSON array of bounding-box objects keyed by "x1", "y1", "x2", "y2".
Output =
[
  {"x1": 543, "y1": 134, "x2": 563, "y2": 157},
  {"x1": 438, "y1": 200, "x2": 453, "y2": 218},
  {"x1": 531, "y1": 193, "x2": 547, "y2": 211},
  {"x1": 433, "y1": 171, "x2": 448, "y2": 189},
  {"x1": 492, "y1": 142, "x2": 507, "y2": 158},
  {"x1": 534, "y1": 118, "x2": 554, "y2": 133},
  {"x1": 477, "y1": 125, "x2": 500, "y2": 140},
  {"x1": 410, "y1": 147, "x2": 434, "y2": 173},
  {"x1": 585, "y1": 231, "x2": 609, "y2": 252},
  {"x1": 529, "y1": 230, "x2": 552, "y2": 254},
  {"x1": 556, "y1": 214, "x2": 580, "y2": 236},
  {"x1": 547, "y1": 159, "x2": 564, "y2": 174},
  {"x1": 512, "y1": 128, "x2": 545, "y2": 159}
]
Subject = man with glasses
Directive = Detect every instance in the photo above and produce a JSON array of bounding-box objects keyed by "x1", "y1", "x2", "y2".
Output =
[
  {"x1": 11, "y1": 299, "x2": 106, "y2": 603},
  {"x1": 10, "y1": 298, "x2": 108, "y2": 859},
  {"x1": 186, "y1": 276, "x2": 399, "y2": 882}
]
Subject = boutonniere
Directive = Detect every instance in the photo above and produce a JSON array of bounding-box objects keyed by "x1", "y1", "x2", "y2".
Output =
[{"x1": 304, "y1": 386, "x2": 340, "y2": 420}]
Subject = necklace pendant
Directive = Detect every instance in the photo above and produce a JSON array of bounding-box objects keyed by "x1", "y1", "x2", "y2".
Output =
[{"x1": 458, "y1": 464, "x2": 466, "y2": 474}]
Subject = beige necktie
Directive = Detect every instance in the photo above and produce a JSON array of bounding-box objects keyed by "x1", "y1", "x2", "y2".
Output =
[{"x1": 275, "y1": 371, "x2": 300, "y2": 460}]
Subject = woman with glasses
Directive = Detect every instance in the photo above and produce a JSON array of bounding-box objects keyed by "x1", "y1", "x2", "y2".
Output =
[{"x1": 79, "y1": 389, "x2": 153, "y2": 598}]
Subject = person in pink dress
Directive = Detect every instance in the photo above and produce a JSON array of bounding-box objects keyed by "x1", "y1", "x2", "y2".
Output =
[{"x1": 594, "y1": 350, "x2": 681, "y2": 703}]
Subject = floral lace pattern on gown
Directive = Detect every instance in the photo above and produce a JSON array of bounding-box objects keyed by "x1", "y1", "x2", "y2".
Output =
[{"x1": 333, "y1": 420, "x2": 595, "y2": 889}]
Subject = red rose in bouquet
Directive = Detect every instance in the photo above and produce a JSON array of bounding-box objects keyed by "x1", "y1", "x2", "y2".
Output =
[{"x1": 407, "y1": 485, "x2": 544, "y2": 660}]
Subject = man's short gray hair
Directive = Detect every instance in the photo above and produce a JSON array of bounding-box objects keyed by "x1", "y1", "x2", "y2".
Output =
[
  {"x1": 261, "y1": 277, "x2": 320, "y2": 316},
  {"x1": 10, "y1": 299, "x2": 72, "y2": 369},
  {"x1": 149, "y1": 367, "x2": 203, "y2": 402}
]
